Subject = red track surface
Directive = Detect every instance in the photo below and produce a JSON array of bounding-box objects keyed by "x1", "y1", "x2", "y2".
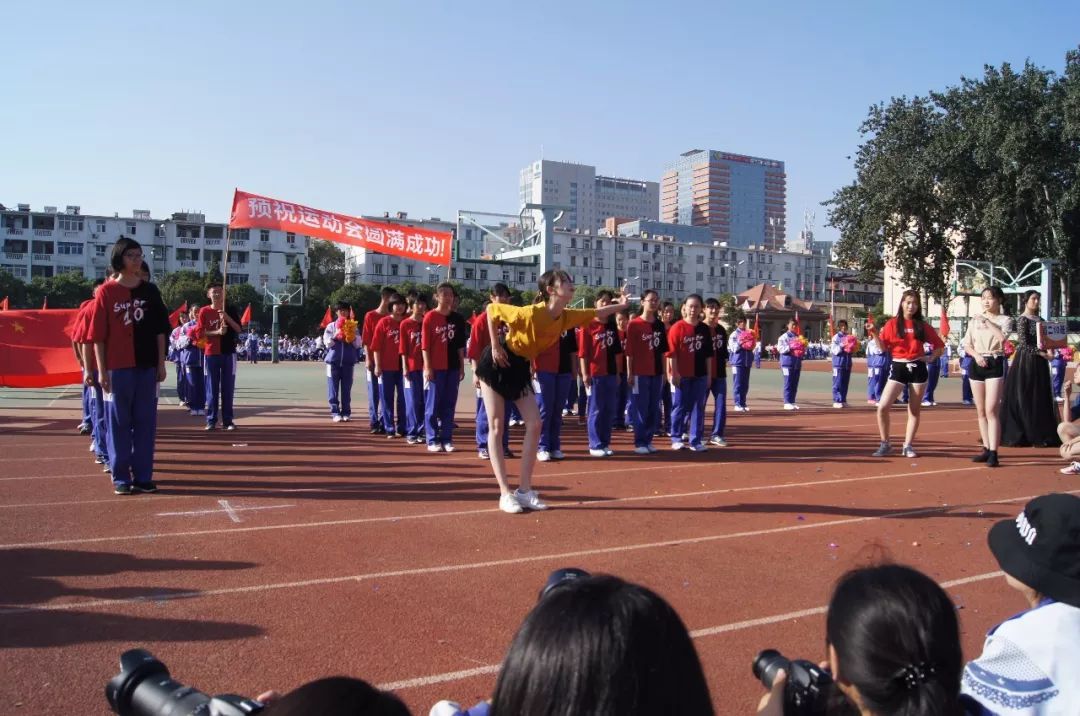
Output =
[{"x1": 0, "y1": 400, "x2": 1074, "y2": 715}]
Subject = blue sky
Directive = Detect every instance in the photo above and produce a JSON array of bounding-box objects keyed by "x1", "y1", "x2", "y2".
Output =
[{"x1": 3, "y1": 1, "x2": 1078, "y2": 243}]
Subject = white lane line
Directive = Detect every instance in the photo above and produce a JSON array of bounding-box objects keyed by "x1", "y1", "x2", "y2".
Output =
[
  {"x1": 376, "y1": 570, "x2": 1006, "y2": 691},
  {"x1": 155, "y1": 504, "x2": 295, "y2": 520},
  {"x1": 0, "y1": 491, "x2": 1066, "y2": 616},
  {"x1": 0, "y1": 462, "x2": 1054, "y2": 547},
  {"x1": 46, "y1": 386, "x2": 74, "y2": 408},
  {"x1": 0, "y1": 472, "x2": 110, "y2": 483}
]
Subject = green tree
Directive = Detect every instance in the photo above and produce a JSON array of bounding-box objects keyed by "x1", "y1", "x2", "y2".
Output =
[
  {"x1": 158, "y1": 270, "x2": 208, "y2": 312},
  {"x1": 204, "y1": 260, "x2": 223, "y2": 288},
  {"x1": 25, "y1": 272, "x2": 95, "y2": 308},
  {"x1": 0, "y1": 269, "x2": 28, "y2": 308},
  {"x1": 287, "y1": 261, "x2": 304, "y2": 285}
]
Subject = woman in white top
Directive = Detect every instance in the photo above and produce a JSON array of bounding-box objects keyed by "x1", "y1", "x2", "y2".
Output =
[{"x1": 962, "y1": 286, "x2": 1013, "y2": 467}]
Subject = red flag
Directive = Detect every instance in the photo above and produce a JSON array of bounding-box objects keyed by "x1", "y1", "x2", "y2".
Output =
[
  {"x1": 319, "y1": 306, "x2": 333, "y2": 329},
  {"x1": 793, "y1": 309, "x2": 802, "y2": 335},
  {"x1": 828, "y1": 314, "x2": 835, "y2": 339},
  {"x1": 240, "y1": 303, "x2": 252, "y2": 326},
  {"x1": 940, "y1": 306, "x2": 951, "y2": 339},
  {"x1": 752, "y1": 313, "x2": 760, "y2": 341},
  {"x1": 0, "y1": 296, "x2": 8, "y2": 311},
  {"x1": 41, "y1": 297, "x2": 48, "y2": 310},
  {"x1": 0, "y1": 309, "x2": 83, "y2": 387},
  {"x1": 168, "y1": 301, "x2": 189, "y2": 329}
]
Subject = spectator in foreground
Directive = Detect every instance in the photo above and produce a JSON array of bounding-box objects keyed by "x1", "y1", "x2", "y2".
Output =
[
  {"x1": 262, "y1": 676, "x2": 411, "y2": 715},
  {"x1": 1058, "y1": 368, "x2": 1080, "y2": 474},
  {"x1": 757, "y1": 564, "x2": 964, "y2": 716},
  {"x1": 961, "y1": 493, "x2": 1080, "y2": 714}
]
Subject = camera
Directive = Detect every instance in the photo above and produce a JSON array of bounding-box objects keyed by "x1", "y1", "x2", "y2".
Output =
[
  {"x1": 752, "y1": 649, "x2": 834, "y2": 716},
  {"x1": 106, "y1": 649, "x2": 264, "y2": 716}
]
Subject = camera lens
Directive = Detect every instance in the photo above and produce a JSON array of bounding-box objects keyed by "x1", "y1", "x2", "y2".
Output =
[
  {"x1": 106, "y1": 649, "x2": 212, "y2": 716},
  {"x1": 752, "y1": 649, "x2": 791, "y2": 690}
]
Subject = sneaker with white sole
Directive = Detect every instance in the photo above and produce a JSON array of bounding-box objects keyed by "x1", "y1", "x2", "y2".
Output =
[
  {"x1": 478, "y1": 448, "x2": 489, "y2": 459},
  {"x1": 784, "y1": 403, "x2": 796, "y2": 410},
  {"x1": 603, "y1": 447, "x2": 614, "y2": 456},
  {"x1": 551, "y1": 449, "x2": 566, "y2": 460},
  {"x1": 902, "y1": 445, "x2": 918, "y2": 458},
  {"x1": 633, "y1": 446, "x2": 651, "y2": 455},
  {"x1": 499, "y1": 493, "x2": 524, "y2": 514},
  {"x1": 671, "y1": 441, "x2": 685, "y2": 451},
  {"x1": 514, "y1": 489, "x2": 548, "y2": 511},
  {"x1": 588, "y1": 448, "x2": 607, "y2": 457},
  {"x1": 442, "y1": 443, "x2": 455, "y2": 453},
  {"x1": 646, "y1": 443, "x2": 658, "y2": 453},
  {"x1": 709, "y1": 436, "x2": 728, "y2": 447},
  {"x1": 427, "y1": 443, "x2": 444, "y2": 452},
  {"x1": 332, "y1": 414, "x2": 343, "y2": 423},
  {"x1": 341, "y1": 415, "x2": 350, "y2": 422},
  {"x1": 689, "y1": 443, "x2": 707, "y2": 452},
  {"x1": 832, "y1": 402, "x2": 844, "y2": 409},
  {"x1": 733, "y1": 405, "x2": 745, "y2": 412},
  {"x1": 1060, "y1": 462, "x2": 1080, "y2": 475},
  {"x1": 872, "y1": 441, "x2": 892, "y2": 457},
  {"x1": 537, "y1": 450, "x2": 552, "y2": 462}
]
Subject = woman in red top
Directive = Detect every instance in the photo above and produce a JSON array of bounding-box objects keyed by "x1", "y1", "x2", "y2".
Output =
[{"x1": 870, "y1": 290, "x2": 944, "y2": 458}]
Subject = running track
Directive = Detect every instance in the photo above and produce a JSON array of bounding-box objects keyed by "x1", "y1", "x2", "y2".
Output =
[{"x1": 0, "y1": 397, "x2": 1073, "y2": 714}]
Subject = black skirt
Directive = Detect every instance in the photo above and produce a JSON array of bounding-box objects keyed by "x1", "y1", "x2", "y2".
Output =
[{"x1": 475, "y1": 341, "x2": 533, "y2": 401}]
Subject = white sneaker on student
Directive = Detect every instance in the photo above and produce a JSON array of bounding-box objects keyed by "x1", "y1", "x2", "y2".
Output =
[
  {"x1": 499, "y1": 493, "x2": 524, "y2": 514},
  {"x1": 784, "y1": 403, "x2": 796, "y2": 411},
  {"x1": 671, "y1": 441, "x2": 685, "y2": 451},
  {"x1": 537, "y1": 450, "x2": 552, "y2": 462},
  {"x1": 427, "y1": 443, "x2": 444, "y2": 453},
  {"x1": 442, "y1": 443, "x2": 455, "y2": 453},
  {"x1": 551, "y1": 449, "x2": 566, "y2": 460},
  {"x1": 633, "y1": 446, "x2": 651, "y2": 455},
  {"x1": 588, "y1": 448, "x2": 607, "y2": 457},
  {"x1": 332, "y1": 414, "x2": 343, "y2": 423},
  {"x1": 832, "y1": 402, "x2": 844, "y2": 409},
  {"x1": 689, "y1": 443, "x2": 707, "y2": 452},
  {"x1": 514, "y1": 489, "x2": 548, "y2": 511},
  {"x1": 603, "y1": 447, "x2": 614, "y2": 456}
]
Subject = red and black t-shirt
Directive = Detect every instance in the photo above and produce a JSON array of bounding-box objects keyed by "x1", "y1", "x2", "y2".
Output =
[
  {"x1": 446, "y1": 311, "x2": 468, "y2": 371},
  {"x1": 534, "y1": 329, "x2": 578, "y2": 374},
  {"x1": 372, "y1": 315, "x2": 404, "y2": 371},
  {"x1": 399, "y1": 317, "x2": 424, "y2": 372},
  {"x1": 709, "y1": 323, "x2": 729, "y2": 379},
  {"x1": 422, "y1": 310, "x2": 453, "y2": 371},
  {"x1": 87, "y1": 280, "x2": 170, "y2": 371},
  {"x1": 666, "y1": 320, "x2": 713, "y2": 378},
  {"x1": 579, "y1": 318, "x2": 622, "y2": 377},
  {"x1": 625, "y1": 316, "x2": 665, "y2": 377},
  {"x1": 362, "y1": 309, "x2": 387, "y2": 349}
]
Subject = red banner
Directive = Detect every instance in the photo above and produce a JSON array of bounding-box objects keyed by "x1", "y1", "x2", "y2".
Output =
[
  {"x1": 0, "y1": 310, "x2": 82, "y2": 388},
  {"x1": 229, "y1": 189, "x2": 452, "y2": 266}
]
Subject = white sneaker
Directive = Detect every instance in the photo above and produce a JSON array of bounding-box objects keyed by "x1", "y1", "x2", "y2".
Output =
[
  {"x1": 442, "y1": 443, "x2": 455, "y2": 453},
  {"x1": 341, "y1": 415, "x2": 350, "y2": 422},
  {"x1": 499, "y1": 493, "x2": 524, "y2": 514},
  {"x1": 537, "y1": 450, "x2": 552, "y2": 462},
  {"x1": 514, "y1": 489, "x2": 548, "y2": 511},
  {"x1": 429, "y1": 700, "x2": 465, "y2": 716},
  {"x1": 588, "y1": 448, "x2": 607, "y2": 457},
  {"x1": 551, "y1": 449, "x2": 566, "y2": 460},
  {"x1": 634, "y1": 446, "x2": 651, "y2": 455},
  {"x1": 709, "y1": 436, "x2": 728, "y2": 447},
  {"x1": 832, "y1": 402, "x2": 844, "y2": 409},
  {"x1": 793, "y1": 404, "x2": 800, "y2": 410},
  {"x1": 784, "y1": 403, "x2": 796, "y2": 411},
  {"x1": 603, "y1": 447, "x2": 614, "y2": 456},
  {"x1": 733, "y1": 405, "x2": 745, "y2": 412},
  {"x1": 646, "y1": 443, "x2": 658, "y2": 453},
  {"x1": 743, "y1": 406, "x2": 751, "y2": 412},
  {"x1": 332, "y1": 414, "x2": 343, "y2": 423},
  {"x1": 689, "y1": 443, "x2": 707, "y2": 452},
  {"x1": 921, "y1": 401, "x2": 932, "y2": 407},
  {"x1": 671, "y1": 441, "x2": 685, "y2": 451},
  {"x1": 427, "y1": 444, "x2": 444, "y2": 452}
]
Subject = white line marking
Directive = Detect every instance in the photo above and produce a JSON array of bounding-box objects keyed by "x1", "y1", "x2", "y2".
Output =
[
  {"x1": 1, "y1": 491, "x2": 1066, "y2": 617},
  {"x1": 156, "y1": 504, "x2": 295, "y2": 519},
  {"x1": 0, "y1": 462, "x2": 1054, "y2": 547},
  {"x1": 376, "y1": 570, "x2": 1006, "y2": 691},
  {"x1": 0, "y1": 472, "x2": 109, "y2": 483},
  {"x1": 46, "y1": 386, "x2": 74, "y2": 408}
]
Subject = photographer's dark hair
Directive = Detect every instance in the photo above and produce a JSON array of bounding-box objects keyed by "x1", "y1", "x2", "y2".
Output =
[
  {"x1": 891, "y1": 290, "x2": 926, "y2": 343},
  {"x1": 110, "y1": 237, "x2": 143, "y2": 273},
  {"x1": 826, "y1": 564, "x2": 962, "y2": 716},
  {"x1": 490, "y1": 575, "x2": 714, "y2": 716},
  {"x1": 262, "y1": 677, "x2": 411, "y2": 716}
]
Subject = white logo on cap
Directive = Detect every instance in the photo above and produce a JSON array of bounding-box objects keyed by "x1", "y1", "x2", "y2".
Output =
[{"x1": 1016, "y1": 511, "x2": 1037, "y2": 546}]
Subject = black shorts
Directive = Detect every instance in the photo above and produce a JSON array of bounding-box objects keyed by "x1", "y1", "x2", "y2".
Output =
[
  {"x1": 475, "y1": 341, "x2": 533, "y2": 401},
  {"x1": 969, "y1": 356, "x2": 1006, "y2": 382},
  {"x1": 887, "y1": 360, "x2": 929, "y2": 385}
]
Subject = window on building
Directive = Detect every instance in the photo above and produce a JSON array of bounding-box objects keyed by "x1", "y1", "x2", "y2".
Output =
[
  {"x1": 554, "y1": 244, "x2": 561, "y2": 254},
  {"x1": 284, "y1": 232, "x2": 294, "y2": 244},
  {"x1": 260, "y1": 252, "x2": 269, "y2": 265},
  {"x1": 390, "y1": 264, "x2": 399, "y2": 276},
  {"x1": 582, "y1": 257, "x2": 589, "y2": 267},
  {"x1": 126, "y1": 221, "x2": 137, "y2": 236},
  {"x1": 570, "y1": 256, "x2": 577, "y2": 267},
  {"x1": 374, "y1": 263, "x2": 383, "y2": 275},
  {"x1": 57, "y1": 242, "x2": 82, "y2": 255},
  {"x1": 465, "y1": 249, "x2": 473, "y2": 259},
  {"x1": 696, "y1": 272, "x2": 704, "y2": 281},
  {"x1": 464, "y1": 268, "x2": 474, "y2": 280},
  {"x1": 95, "y1": 220, "x2": 106, "y2": 234},
  {"x1": 696, "y1": 255, "x2": 704, "y2": 264},
  {"x1": 58, "y1": 216, "x2": 84, "y2": 231},
  {"x1": 502, "y1": 271, "x2": 510, "y2": 282},
  {"x1": 666, "y1": 281, "x2": 673, "y2": 291},
  {"x1": 583, "y1": 238, "x2": 591, "y2": 250},
  {"x1": 628, "y1": 249, "x2": 636, "y2": 259},
  {"x1": 480, "y1": 269, "x2": 487, "y2": 280},
  {"x1": 596, "y1": 239, "x2": 603, "y2": 250},
  {"x1": 517, "y1": 271, "x2": 525, "y2": 283},
  {"x1": 570, "y1": 237, "x2": 577, "y2": 248},
  {"x1": 677, "y1": 281, "x2": 685, "y2": 291},
  {"x1": 95, "y1": 244, "x2": 108, "y2": 256}
]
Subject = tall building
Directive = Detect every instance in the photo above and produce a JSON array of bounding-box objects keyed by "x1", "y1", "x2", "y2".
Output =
[
  {"x1": 519, "y1": 160, "x2": 658, "y2": 233},
  {"x1": 661, "y1": 149, "x2": 787, "y2": 250},
  {"x1": 0, "y1": 203, "x2": 307, "y2": 287}
]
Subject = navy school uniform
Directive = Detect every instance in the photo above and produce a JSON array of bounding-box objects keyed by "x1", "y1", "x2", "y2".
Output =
[
  {"x1": 708, "y1": 324, "x2": 729, "y2": 439},
  {"x1": 958, "y1": 344, "x2": 974, "y2": 404},
  {"x1": 580, "y1": 318, "x2": 622, "y2": 451},
  {"x1": 777, "y1": 331, "x2": 803, "y2": 405},
  {"x1": 921, "y1": 342, "x2": 940, "y2": 404},
  {"x1": 1050, "y1": 352, "x2": 1067, "y2": 399},
  {"x1": 373, "y1": 315, "x2": 407, "y2": 435},
  {"x1": 179, "y1": 320, "x2": 205, "y2": 412},
  {"x1": 169, "y1": 325, "x2": 188, "y2": 404},
  {"x1": 728, "y1": 328, "x2": 754, "y2": 409},
  {"x1": 323, "y1": 319, "x2": 362, "y2": 418},
  {"x1": 830, "y1": 331, "x2": 854, "y2": 404},
  {"x1": 467, "y1": 313, "x2": 510, "y2": 453},
  {"x1": 534, "y1": 329, "x2": 578, "y2": 455},
  {"x1": 197, "y1": 305, "x2": 241, "y2": 428},
  {"x1": 626, "y1": 316, "x2": 666, "y2": 448},
  {"x1": 667, "y1": 320, "x2": 713, "y2": 447},
  {"x1": 421, "y1": 311, "x2": 461, "y2": 447},
  {"x1": 865, "y1": 337, "x2": 887, "y2": 402}
]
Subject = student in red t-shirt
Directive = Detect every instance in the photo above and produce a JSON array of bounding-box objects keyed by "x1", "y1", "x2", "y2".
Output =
[
  {"x1": 362, "y1": 286, "x2": 394, "y2": 434},
  {"x1": 195, "y1": 283, "x2": 243, "y2": 432},
  {"x1": 422, "y1": 283, "x2": 463, "y2": 452},
  {"x1": 666, "y1": 294, "x2": 714, "y2": 451},
  {"x1": 86, "y1": 238, "x2": 170, "y2": 495},
  {"x1": 625, "y1": 289, "x2": 667, "y2": 453},
  {"x1": 579, "y1": 290, "x2": 623, "y2": 457},
  {"x1": 372, "y1": 293, "x2": 407, "y2": 437},
  {"x1": 870, "y1": 289, "x2": 945, "y2": 458},
  {"x1": 398, "y1": 294, "x2": 427, "y2": 444},
  {"x1": 468, "y1": 285, "x2": 514, "y2": 459}
]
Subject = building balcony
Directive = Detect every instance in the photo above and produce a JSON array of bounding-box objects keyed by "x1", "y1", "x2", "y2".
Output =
[
  {"x1": 179, "y1": 237, "x2": 198, "y2": 245},
  {"x1": 205, "y1": 239, "x2": 223, "y2": 247},
  {"x1": 5, "y1": 228, "x2": 25, "y2": 235},
  {"x1": 32, "y1": 253, "x2": 52, "y2": 262},
  {"x1": 180, "y1": 260, "x2": 198, "y2": 269},
  {"x1": 34, "y1": 229, "x2": 53, "y2": 237},
  {"x1": 227, "y1": 261, "x2": 246, "y2": 269},
  {"x1": 231, "y1": 240, "x2": 248, "y2": 248},
  {"x1": 3, "y1": 252, "x2": 25, "y2": 261}
]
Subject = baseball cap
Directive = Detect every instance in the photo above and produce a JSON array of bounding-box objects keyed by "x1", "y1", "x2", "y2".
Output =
[{"x1": 988, "y1": 493, "x2": 1080, "y2": 608}]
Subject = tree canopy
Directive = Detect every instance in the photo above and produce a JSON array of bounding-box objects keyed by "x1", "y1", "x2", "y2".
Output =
[{"x1": 826, "y1": 48, "x2": 1080, "y2": 309}]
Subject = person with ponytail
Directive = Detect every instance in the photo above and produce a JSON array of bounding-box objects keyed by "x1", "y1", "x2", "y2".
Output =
[
  {"x1": 961, "y1": 286, "x2": 1012, "y2": 467},
  {"x1": 477, "y1": 271, "x2": 627, "y2": 514},
  {"x1": 869, "y1": 291, "x2": 944, "y2": 458}
]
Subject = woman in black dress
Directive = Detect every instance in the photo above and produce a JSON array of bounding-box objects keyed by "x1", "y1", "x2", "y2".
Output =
[{"x1": 1001, "y1": 290, "x2": 1061, "y2": 447}]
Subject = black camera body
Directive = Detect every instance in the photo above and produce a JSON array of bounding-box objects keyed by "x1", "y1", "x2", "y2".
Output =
[
  {"x1": 107, "y1": 649, "x2": 263, "y2": 716},
  {"x1": 753, "y1": 649, "x2": 834, "y2": 716}
]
